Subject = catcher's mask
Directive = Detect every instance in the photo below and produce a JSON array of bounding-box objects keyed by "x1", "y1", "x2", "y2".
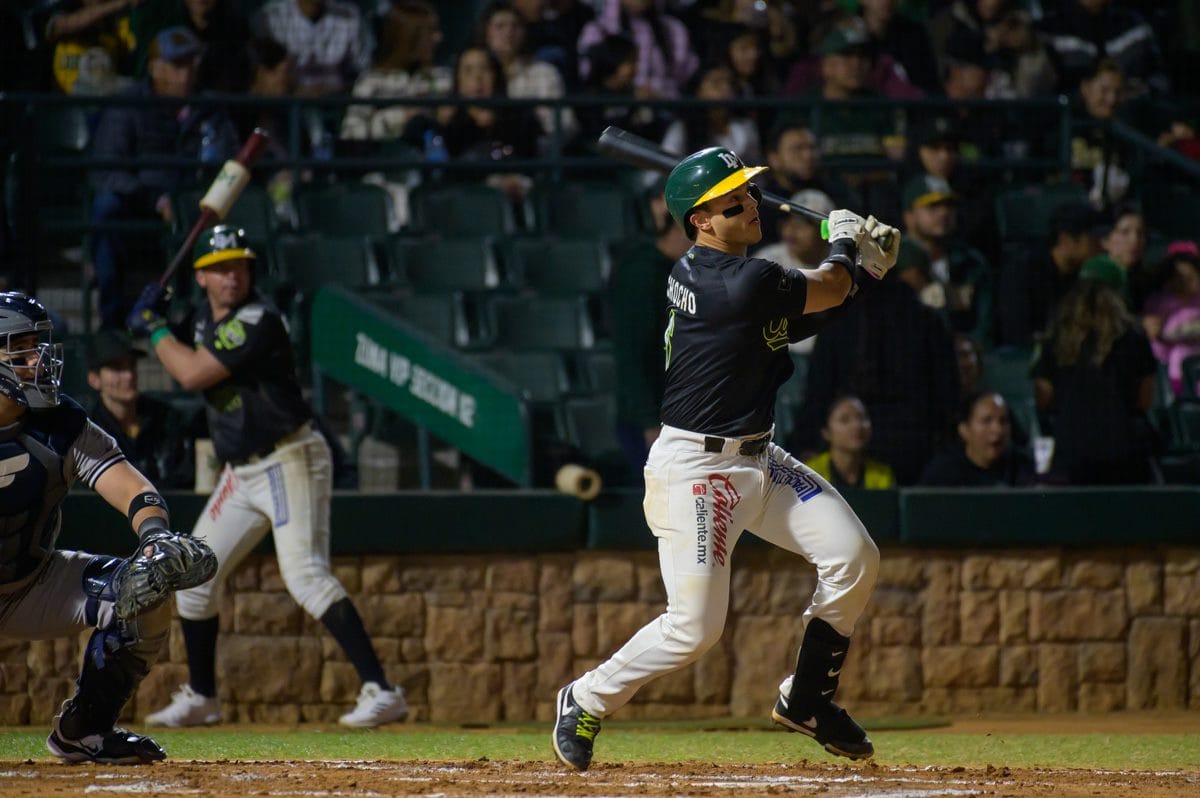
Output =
[{"x1": 0, "y1": 292, "x2": 62, "y2": 409}]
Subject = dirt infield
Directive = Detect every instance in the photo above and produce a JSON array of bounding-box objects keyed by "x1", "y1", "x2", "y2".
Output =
[{"x1": 1, "y1": 759, "x2": 1198, "y2": 797}]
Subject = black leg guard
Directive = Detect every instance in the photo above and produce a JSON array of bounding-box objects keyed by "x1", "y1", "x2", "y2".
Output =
[{"x1": 771, "y1": 618, "x2": 873, "y2": 760}]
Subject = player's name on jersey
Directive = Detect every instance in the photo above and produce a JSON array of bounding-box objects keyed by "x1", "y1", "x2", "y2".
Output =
[
  {"x1": 354, "y1": 332, "x2": 477, "y2": 428},
  {"x1": 667, "y1": 275, "x2": 697, "y2": 315}
]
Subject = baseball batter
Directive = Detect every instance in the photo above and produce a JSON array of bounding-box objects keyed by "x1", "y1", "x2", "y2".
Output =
[
  {"x1": 553, "y1": 148, "x2": 900, "y2": 770},
  {"x1": 128, "y1": 226, "x2": 407, "y2": 728},
  {"x1": 0, "y1": 292, "x2": 215, "y2": 763}
]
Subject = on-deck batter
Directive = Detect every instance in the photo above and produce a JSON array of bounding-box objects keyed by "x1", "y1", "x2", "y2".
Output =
[
  {"x1": 552, "y1": 147, "x2": 900, "y2": 770},
  {"x1": 127, "y1": 226, "x2": 408, "y2": 728}
]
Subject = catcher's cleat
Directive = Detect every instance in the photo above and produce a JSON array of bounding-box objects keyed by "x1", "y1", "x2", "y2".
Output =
[
  {"x1": 47, "y1": 706, "x2": 166, "y2": 764},
  {"x1": 552, "y1": 683, "x2": 602, "y2": 772},
  {"x1": 113, "y1": 531, "x2": 217, "y2": 619},
  {"x1": 771, "y1": 678, "x2": 873, "y2": 761},
  {"x1": 339, "y1": 682, "x2": 408, "y2": 728},
  {"x1": 145, "y1": 684, "x2": 221, "y2": 728}
]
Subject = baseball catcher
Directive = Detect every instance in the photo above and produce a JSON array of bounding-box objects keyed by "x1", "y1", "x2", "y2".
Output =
[
  {"x1": 0, "y1": 291, "x2": 215, "y2": 764},
  {"x1": 553, "y1": 147, "x2": 900, "y2": 770}
]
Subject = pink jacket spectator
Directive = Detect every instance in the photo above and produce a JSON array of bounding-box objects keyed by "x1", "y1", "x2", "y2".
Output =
[{"x1": 577, "y1": 0, "x2": 698, "y2": 98}]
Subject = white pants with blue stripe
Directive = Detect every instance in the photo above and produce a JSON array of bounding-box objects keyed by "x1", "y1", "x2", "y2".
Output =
[
  {"x1": 176, "y1": 427, "x2": 346, "y2": 621},
  {"x1": 571, "y1": 425, "x2": 879, "y2": 718}
]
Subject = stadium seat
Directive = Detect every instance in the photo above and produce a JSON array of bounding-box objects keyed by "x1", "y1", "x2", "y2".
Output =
[
  {"x1": 409, "y1": 183, "x2": 518, "y2": 236},
  {"x1": 532, "y1": 180, "x2": 639, "y2": 239},
  {"x1": 295, "y1": 182, "x2": 395, "y2": 237},
  {"x1": 390, "y1": 236, "x2": 503, "y2": 292},
  {"x1": 1166, "y1": 398, "x2": 1200, "y2": 453},
  {"x1": 1181, "y1": 355, "x2": 1200, "y2": 400},
  {"x1": 773, "y1": 352, "x2": 808, "y2": 445},
  {"x1": 489, "y1": 295, "x2": 595, "y2": 351},
  {"x1": 275, "y1": 234, "x2": 378, "y2": 293},
  {"x1": 36, "y1": 105, "x2": 90, "y2": 154},
  {"x1": 575, "y1": 348, "x2": 616, "y2": 394},
  {"x1": 59, "y1": 335, "x2": 93, "y2": 401},
  {"x1": 1141, "y1": 183, "x2": 1200, "y2": 241},
  {"x1": 371, "y1": 292, "x2": 473, "y2": 349},
  {"x1": 994, "y1": 183, "x2": 1087, "y2": 243},
  {"x1": 173, "y1": 183, "x2": 281, "y2": 244},
  {"x1": 471, "y1": 351, "x2": 570, "y2": 403},
  {"x1": 561, "y1": 394, "x2": 623, "y2": 460},
  {"x1": 506, "y1": 237, "x2": 611, "y2": 296}
]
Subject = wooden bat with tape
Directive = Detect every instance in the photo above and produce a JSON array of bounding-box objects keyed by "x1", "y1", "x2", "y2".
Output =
[
  {"x1": 158, "y1": 127, "x2": 271, "y2": 291},
  {"x1": 596, "y1": 126, "x2": 892, "y2": 248}
]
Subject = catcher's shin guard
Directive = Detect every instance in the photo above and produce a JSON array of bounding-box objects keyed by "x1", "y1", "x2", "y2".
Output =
[{"x1": 772, "y1": 618, "x2": 873, "y2": 760}]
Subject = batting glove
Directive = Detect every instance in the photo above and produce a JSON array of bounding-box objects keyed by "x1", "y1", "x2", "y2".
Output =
[
  {"x1": 126, "y1": 282, "x2": 168, "y2": 339},
  {"x1": 858, "y1": 216, "x2": 901, "y2": 280},
  {"x1": 826, "y1": 209, "x2": 866, "y2": 244}
]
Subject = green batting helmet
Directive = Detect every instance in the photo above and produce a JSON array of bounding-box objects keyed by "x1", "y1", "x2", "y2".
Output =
[
  {"x1": 193, "y1": 224, "x2": 258, "y2": 270},
  {"x1": 664, "y1": 147, "x2": 768, "y2": 238}
]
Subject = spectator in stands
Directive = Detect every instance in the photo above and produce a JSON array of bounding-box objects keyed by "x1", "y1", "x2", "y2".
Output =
[
  {"x1": 1033, "y1": 255, "x2": 1158, "y2": 484},
  {"x1": 514, "y1": 0, "x2": 595, "y2": 88},
  {"x1": 43, "y1": 0, "x2": 135, "y2": 95},
  {"x1": 782, "y1": 14, "x2": 922, "y2": 103},
  {"x1": 1102, "y1": 204, "x2": 1149, "y2": 308},
  {"x1": 251, "y1": 0, "x2": 370, "y2": 96},
  {"x1": 901, "y1": 174, "x2": 993, "y2": 345},
  {"x1": 572, "y1": 33, "x2": 669, "y2": 150},
  {"x1": 577, "y1": 0, "x2": 699, "y2": 99},
  {"x1": 929, "y1": 0, "x2": 1056, "y2": 99},
  {"x1": 1142, "y1": 241, "x2": 1200, "y2": 397},
  {"x1": 1038, "y1": 0, "x2": 1169, "y2": 98},
  {"x1": 754, "y1": 189, "x2": 834, "y2": 272},
  {"x1": 660, "y1": 64, "x2": 761, "y2": 163},
  {"x1": 340, "y1": 1, "x2": 449, "y2": 142},
  {"x1": 919, "y1": 391, "x2": 1035, "y2": 486},
  {"x1": 89, "y1": 26, "x2": 238, "y2": 329},
  {"x1": 722, "y1": 25, "x2": 780, "y2": 102},
  {"x1": 1070, "y1": 58, "x2": 1135, "y2": 213},
  {"x1": 757, "y1": 123, "x2": 859, "y2": 244},
  {"x1": 804, "y1": 394, "x2": 897, "y2": 490},
  {"x1": 234, "y1": 37, "x2": 297, "y2": 221},
  {"x1": 688, "y1": 0, "x2": 798, "y2": 70},
  {"x1": 792, "y1": 269, "x2": 960, "y2": 485},
  {"x1": 955, "y1": 332, "x2": 984, "y2": 396},
  {"x1": 127, "y1": 0, "x2": 252, "y2": 92},
  {"x1": 477, "y1": 1, "x2": 576, "y2": 147},
  {"x1": 433, "y1": 46, "x2": 543, "y2": 200},
  {"x1": 610, "y1": 179, "x2": 690, "y2": 473},
  {"x1": 85, "y1": 329, "x2": 202, "y2": 489},
  {"x1": 857, "y1": 0, "x2": 940, "y2": 94},
  {"x1": 996, "y1": 202, "x2": 1103, "y2": 347}
]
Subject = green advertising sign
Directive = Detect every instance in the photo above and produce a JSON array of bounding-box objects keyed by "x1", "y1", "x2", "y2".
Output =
[{"x1": 311, "y1": 287, "x2": 531, "y2": 484}]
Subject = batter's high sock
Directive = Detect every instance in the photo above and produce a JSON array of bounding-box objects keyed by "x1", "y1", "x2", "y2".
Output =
[
  {"x1": 320, "y1": 598, "x2": 390, "y2": 688},
  {"x1": 182, "y1": 617, "x2": 220, "y2": 698},
  {"x1": 787, "y1": 617, "x2": 849, "y2": 711}
]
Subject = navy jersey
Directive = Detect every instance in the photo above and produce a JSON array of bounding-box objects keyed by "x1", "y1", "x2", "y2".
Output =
[
  {"x1": 0, "y1": 396, "x2": 125, "y2": 584},
  {"x1": 193, "y1": 294, "x2": 312, "y2": 464},
  {"x1": 659, "y1": 245, "x2": 820, "y2": 437}
]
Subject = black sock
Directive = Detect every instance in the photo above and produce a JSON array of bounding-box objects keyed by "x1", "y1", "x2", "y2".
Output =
[
  {"x1": 319, "y1": 598, "x2": 389, "y2": 688},
  {"x1": 181, "y1": 617, "x2": 220, "y2": 698}
]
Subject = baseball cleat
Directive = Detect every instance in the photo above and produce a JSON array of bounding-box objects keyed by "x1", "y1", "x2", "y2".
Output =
[
  {"x1": 772, "y1": 690, "x2": 873, "y2": 761},
  {"x1": 47, "y1": 708, "x2": 165, "y2": 764},
  {"x1": 552, "y1": 683, "x2": 602, "y2": 771},
  {"x1": 339, "y1": 682, "x2": 409, "y2": 727},
  {"x1": 145, "y1": 684, "x2": 221, "y2": 727}
]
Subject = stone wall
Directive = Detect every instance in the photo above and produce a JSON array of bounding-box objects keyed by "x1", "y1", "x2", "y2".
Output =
[{"x1": 2, "y1": 546, "x2": 1198, "y2": 725}]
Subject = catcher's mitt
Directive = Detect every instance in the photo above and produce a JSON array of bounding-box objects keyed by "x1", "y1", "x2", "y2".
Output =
[{"x1": 112, "y1": 530, "x2": 218, "y2": 620}]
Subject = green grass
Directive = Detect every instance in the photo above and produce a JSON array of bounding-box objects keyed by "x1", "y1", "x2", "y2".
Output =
[{"x1": 2, "y1": 722, "x2": 1198, "y2": 770}]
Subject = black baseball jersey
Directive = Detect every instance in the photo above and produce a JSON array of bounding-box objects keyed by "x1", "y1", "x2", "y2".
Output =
[
  {"x1": 193, "y1": 294, "x2": 311, "y2": 464},
  {"x1": 0, "y1": 396, "x2": 125, "y2": 584},
  {"x1": 658, "y1": 245, "x2": 826, "y2": 437}
]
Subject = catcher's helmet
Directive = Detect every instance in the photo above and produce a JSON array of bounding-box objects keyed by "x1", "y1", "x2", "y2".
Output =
[
  {"x1": 193, "y1": 225, "x2": 258, "y2": 270},
  {"x1": 0, "y1": 292, "x2": 62, "y2": 409},
  {"x1": 664, "y1": 147, "x2": 768, "y2": 238}
]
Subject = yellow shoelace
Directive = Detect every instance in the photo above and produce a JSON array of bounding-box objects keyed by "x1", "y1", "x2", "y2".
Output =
[{"x1": 575, "y1": 711, "x2": 601, "y2": 741}]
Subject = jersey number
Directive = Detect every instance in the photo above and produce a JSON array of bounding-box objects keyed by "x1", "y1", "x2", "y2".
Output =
[{"x1": 663, "y1": 309, "x2": 676, "y2": 370}]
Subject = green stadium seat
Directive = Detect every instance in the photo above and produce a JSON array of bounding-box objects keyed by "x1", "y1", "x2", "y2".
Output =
[
  {"x1": 994, "y1": 183, "x2": 1087, "y2": 243},
  {"x1": 471, "y1": 351, "x2": 570, "y2": 402},
  {"x1": 532, "y1": 180, "x2": 639, "y2": 239},
  {"x1": 371, "y1": 292, "x2": 473, "y2": 349},
  {"x1": 173, "y1": 183, "x2": 281, "y2": 244},
  {"x1": 507, "y1": 237, "x2": 611, "y2": 296},
  {"x1": 390, "y1": 236, "x2": 503, "y2": 292},
  {"x1": 295, "y1": 182, "x2": 395, "y2": 238},
  {"x1": 489, "y1": 295, "x2": 595, "y2": 351},
  {"x1": 562, "y1": 394, "x2": 623, "y2": 459},
  {"x1": 1141, "y1": 183, "x2": 1200, "y2": 241},
  {"x1": 275, "y1": 235, "x2": 378, "y2": 293},
  {"x1": 575, "y1": 348, "x2": 616, "y2": 393},
  {"x1": 36, "y1": 105, "x2": 90, "y2": 154},
  {"x1": 409, "y1": 183, "x2": 517, "y2": 236}
]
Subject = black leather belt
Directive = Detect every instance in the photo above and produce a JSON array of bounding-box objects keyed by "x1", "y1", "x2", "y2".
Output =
[{"x1": 703, "y1": 434, "x2": 770, "y2": 456}]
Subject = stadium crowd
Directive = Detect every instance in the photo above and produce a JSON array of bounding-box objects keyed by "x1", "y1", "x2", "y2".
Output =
[{"x1": 2, "y1": 0, "x2": 1200, "y2": 489}]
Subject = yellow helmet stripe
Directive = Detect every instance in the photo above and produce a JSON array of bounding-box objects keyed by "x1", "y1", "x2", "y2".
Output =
[
  {"x1": 691, "y1": 165, "x2": 770, "y2": 209},
  {"x1": 194, "y1": 248, "x2": 257, "y2": 270}
]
